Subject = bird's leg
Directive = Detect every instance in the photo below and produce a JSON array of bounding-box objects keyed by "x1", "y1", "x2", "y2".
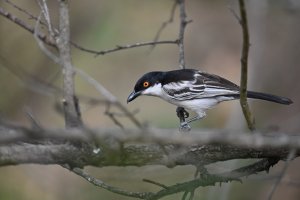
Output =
[
  {"x1": 186, "y1": 112, "x2": 206, "y2": 124},
  {"x1": 176, "y1": 107, "x2": 191, "y2": 132},
  {"x1": 176, "y1": 107, "x2": 189, "y2": 119},
  {"x1": 179, "y1": 112, "x2": 206, "y2": 131}
]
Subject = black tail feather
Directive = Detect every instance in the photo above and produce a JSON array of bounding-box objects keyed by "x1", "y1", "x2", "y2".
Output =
[{"x1": 247, "y1": 91, "x2": 293, "y2": 105}]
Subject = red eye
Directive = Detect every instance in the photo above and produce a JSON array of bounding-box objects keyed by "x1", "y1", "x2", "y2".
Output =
[{"x1": 143, "y1": 81, "x2": 149, "y2": 87}]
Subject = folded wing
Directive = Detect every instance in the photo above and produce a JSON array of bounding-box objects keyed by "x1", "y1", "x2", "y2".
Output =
[{"x1": 162, "y1": 71, "x2": 240, "y2": 101}]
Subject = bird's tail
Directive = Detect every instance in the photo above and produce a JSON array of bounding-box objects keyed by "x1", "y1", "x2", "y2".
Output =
[{"x1": 247, "y1": 91, "x2": 293, "y2": 105}]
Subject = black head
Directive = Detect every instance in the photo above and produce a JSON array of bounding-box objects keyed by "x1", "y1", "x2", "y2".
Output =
[{"x1": 127, "y1": 71, "x2": 164, "y2": 103}]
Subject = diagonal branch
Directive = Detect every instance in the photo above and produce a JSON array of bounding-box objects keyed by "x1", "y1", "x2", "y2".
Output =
[
  {"x1": 0, "y1": 6, "x2": 56, "y2": 47},
  {"x1": 238, "y1": 0, "x2": 255, "y2": 131},
  {"x1": 75, "y1": 68, "x2": 143, "y2": 128},
  {"x1": 68, "y1": 167, "x2": 153, "y2": 199}
]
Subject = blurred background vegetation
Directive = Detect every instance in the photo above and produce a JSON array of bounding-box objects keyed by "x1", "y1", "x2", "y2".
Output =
[{"x1": 0, "y1": 0, "x2": 299, "y2": 199}]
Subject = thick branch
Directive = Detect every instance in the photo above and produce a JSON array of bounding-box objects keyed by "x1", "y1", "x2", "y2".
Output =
[
  {"x1": 0, "y1": 139, "x2": 294, "y2": 168},
  {"x1": 0, "y1": 125, "x2": 299, "y2": 167}
]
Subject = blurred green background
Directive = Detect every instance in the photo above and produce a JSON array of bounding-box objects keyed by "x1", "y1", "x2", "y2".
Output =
[{"x1": 0, "y1": 0, "x2": 300, "y2": 199}]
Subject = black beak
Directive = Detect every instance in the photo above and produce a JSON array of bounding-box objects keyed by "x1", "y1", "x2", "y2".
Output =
[{"x1": 127, "y1": 91, "x2": 141, "y2": 103}]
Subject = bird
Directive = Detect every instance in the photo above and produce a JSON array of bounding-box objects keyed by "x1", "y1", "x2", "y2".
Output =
[{"x1": 127, "y1": 69, "x2": 293, "y2": 130}]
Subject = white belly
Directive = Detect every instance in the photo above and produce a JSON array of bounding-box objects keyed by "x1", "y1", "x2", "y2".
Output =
[{"x1": 161, "y1": 95, "x2": 235, "y2": 115}]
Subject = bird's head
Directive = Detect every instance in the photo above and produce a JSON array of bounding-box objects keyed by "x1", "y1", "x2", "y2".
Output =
[{"x1": 127, "y1": 71, "x2": 164, "y2": 103}]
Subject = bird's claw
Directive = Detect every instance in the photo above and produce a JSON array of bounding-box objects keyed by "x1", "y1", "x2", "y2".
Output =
[{"x1": 179, "y1": 122, "x2": 191, "y2": 132}]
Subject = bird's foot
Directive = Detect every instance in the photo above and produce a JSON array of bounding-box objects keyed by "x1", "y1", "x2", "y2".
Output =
[{"x1": 179, "y1": 122, "x2": 191, "y2": 132}]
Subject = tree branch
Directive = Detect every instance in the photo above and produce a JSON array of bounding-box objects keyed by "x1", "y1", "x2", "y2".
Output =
[
  {"x1": 0, "y1": 124, "x2": 299, "y2": 168},
  {"x1": 71, "y1": 40, "x2": 178, "y2": 56},
  {"x1": 149, "y1": 0, "x2": 177, "y2": 51},
  {"x1": 75, "y1": 68, "x2": 143, "y2": 128},
  {"x1": 0, "y1": 6, "x2": 56, "y2": 47},
  {"x1": 238, "y1": 0, "x2": 255, "y2": 131},
  {"x1": 57, "y1": 0, "x2": 82, "y2": 128},
  {"x1": 177, "y1": 0, "x2": 190, "y2": 69},
  {"x1": 146, "y1": 158, "x2": 279, "y2": 200},
  {"x1": 68, "y1": 167, "x2": 153, "y2": 199}
]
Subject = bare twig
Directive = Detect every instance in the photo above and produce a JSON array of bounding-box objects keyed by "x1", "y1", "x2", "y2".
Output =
[
  {"x1": 57, "y1": 0, "x2": 82, "y2": 128},
  {"x1": 75, "y1": 68, "x2": 143, "y2": 128},
  {"x1": 238, "y1": 0, "x2": 255, "y2": 131},
  {"x1": 105, "y1": 103, "x2": 125, "y2": 129},
  {"x1": 0, "y1": 6, "x2": 56, "y2": 47},
  {"x1": 23, "y1": 107, "x2": 42, "y2": 129},
  {"x1": 0, "y1": 57, "x2": 109, "y2": 108},
  {"x1": 4, "y1": 0, "x2": 39, "y2": 21},
  {"x1": 149, "y1": 0, "x2": 177, "y2": 51},
  {"x1": 36, "y1": 0, "x2": 56, "y2": 37},
  {"x1": 71, "y1": 40, "x2": 178, "y2": 56},
  {"x1": 67, "y1": 167, "x2": 152, "y2": 199},
  {"x1": 146, "y1": 158, "x2": 279, "y2": 200},
  {"x1": 177, "y1": 0, "x2": 191, "y2": 69},
  {"x1": 143, "y1": 179, "x2": 169, "y2": 189},
  {"x1": 33, "y1": 12, "x2": 60, "y2": 64},
  {"x1": 267, "y1": 149, "x2": 296, "y2": 200}
]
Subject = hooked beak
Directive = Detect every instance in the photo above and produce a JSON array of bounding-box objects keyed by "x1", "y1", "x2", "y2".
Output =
[{"x1": 127, "y1": 91, "x2": 141, "y2": 103}]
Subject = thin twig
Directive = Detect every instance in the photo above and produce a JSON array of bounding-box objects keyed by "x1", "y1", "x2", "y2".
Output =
[
  {"x1": 147, "y1": 158, "x2": 279, "y2": 200},
  {"x1": 0, "y1": 6, "x2": 56, "y2": 47},
  {"x1": 143, "y1": 179, "x2": 169, "y2": 189},
  {"x1": 36, "y1": 0, "x2": 56, "y2": 38},
  {"x1": 75, "y1": 68, "x2": 143, "y2": 128},
  {"x1": 105, "y1": 103, "x2": 125, "y2": 129},
  {"x1": 33, "y1": 12, "x2": 60, "y2": 64},
  {"x1": 178, "y1": 0, "x2": 191, "y2": 69},
  {"x1": 267, "y1": 149, "x2": 296, "y2": 200},
  {"x1": 149, "y1": 0, "x2": 177, "y2": 51},
  {"x1": 238, "y1": 0, "x2": 255, "y2": 131},
  {"x1": 23, "y1": 107, "x2": 42, "y2": 129},
  {"x1": 228, "y1": 2, "x2": 241, "y2": 23},
  {"x1": 4, "y1": 0, "x2": 40, "y2": 21},
  {"x1": 71, "y1": 40, "x2": 178, "y2": 56},
  {"x1": 68, "y1": 167, "x2": 152, "y2": 199}
]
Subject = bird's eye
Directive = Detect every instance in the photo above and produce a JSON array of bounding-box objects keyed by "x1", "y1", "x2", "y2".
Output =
[{"x1": 143, "y1": 81, "x2": 149, "y2": 88}]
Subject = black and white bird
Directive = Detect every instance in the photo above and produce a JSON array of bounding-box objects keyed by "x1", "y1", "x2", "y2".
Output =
[{"x1": 127, "y1": 69, "x2": 292, "y2": 129}]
